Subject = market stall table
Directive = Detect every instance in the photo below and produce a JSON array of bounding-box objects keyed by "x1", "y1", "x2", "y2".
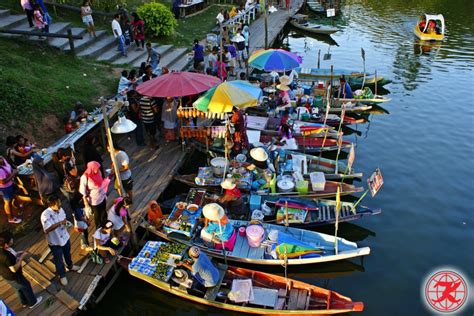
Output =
[{"x1": 178, "y1": 0, "x2": 204, "y2": 18}]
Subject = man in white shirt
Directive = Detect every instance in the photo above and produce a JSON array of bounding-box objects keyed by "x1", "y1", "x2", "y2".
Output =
[
  {"x1": 112, "y1": 13, "x2": 127, "y2": 57},
  {"x1": 40, "y1": 195, "x2": 80, "y2": 286},
  {"x1": 108, "y1": 145, "x2": 133, "y2": 202},
  {"x1": 216, "y1": 9, "x2": 224, "y2": 24}
]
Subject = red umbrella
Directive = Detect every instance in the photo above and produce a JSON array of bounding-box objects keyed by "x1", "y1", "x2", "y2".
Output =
[{"x1": 136, "y1": 72, "x2": 221, "y2": 97}]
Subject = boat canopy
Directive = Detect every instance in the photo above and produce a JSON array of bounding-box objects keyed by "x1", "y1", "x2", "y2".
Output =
[{"x1": 421, "y1": 14, "x2": 445, "y2": 34}]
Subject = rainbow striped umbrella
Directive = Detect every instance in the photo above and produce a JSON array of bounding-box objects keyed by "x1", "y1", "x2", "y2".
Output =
[
  {"x1": 193, "y1": 80, "x2": 262, "y2": 113},
  {"x1": 249, "y1": 49, "x2": 302, "y2": 72}
]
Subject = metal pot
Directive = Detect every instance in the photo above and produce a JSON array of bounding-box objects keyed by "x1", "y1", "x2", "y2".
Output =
[
  {"x1": 210, "y1": 157, "x2": 228, "y2": 177},
  {"x1": 277, "y1": 179, "x2": 295, "y2": 193}
]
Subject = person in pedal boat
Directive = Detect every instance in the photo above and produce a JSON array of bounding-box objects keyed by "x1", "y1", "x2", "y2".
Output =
[
  {"x1": 177, "y1": 246, "x2": 219, "y2": 288},
  {"x1": 200, "y1": 203, "x2": 233, "y2": 246}
]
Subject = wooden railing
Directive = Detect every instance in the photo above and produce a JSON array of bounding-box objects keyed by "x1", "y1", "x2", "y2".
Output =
[
  {"x1": 0, "y1": 29, "x2": 83, "y2": 54},
  {"x1": 222, "y1": 4, "x2": 257, "y2": 28}
]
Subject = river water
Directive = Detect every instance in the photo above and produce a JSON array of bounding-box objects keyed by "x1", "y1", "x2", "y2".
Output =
[{"x1": 91, "y1": 0, "x2": 474, "y2": 315}]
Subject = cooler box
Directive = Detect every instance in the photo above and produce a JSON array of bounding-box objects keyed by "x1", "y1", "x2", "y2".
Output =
[
  {"x1": 249, "y1": 195, "x2": 262, "y2": 211},
  {"x1": 310, "y1": 172, "x2": 326, "y2": 191}
]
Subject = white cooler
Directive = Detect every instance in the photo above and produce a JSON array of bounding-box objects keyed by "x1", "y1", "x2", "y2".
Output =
[{"x1": 310, "y1": 172, "x2": 326, "y2": 191}]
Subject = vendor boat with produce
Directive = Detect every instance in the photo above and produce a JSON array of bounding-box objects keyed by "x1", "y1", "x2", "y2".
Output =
[
  {"x1": 119, "y1": 241, "x2": 365, "y2": 314},
  {"x1": 143, "y1": 200, "x2": 371, "y2": 266}
]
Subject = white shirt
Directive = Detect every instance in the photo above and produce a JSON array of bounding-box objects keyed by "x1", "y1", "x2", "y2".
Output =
[
  {"x1": 93, "y1": 228, "x2": 111, "y2": 248},
  {"x1": 112, "y1": 19, "x2": 122, "y2": 38},
  {"x1": 107, "y1": 206, "x2": 125, "y2": 231},
  {"x1": 115, "y1": 150, "x2": 131, "y2": 180},
  {"x1": 41, "y1": 207, "x2": 70, "y2": 247},
  {"x1": 216, "y1": 13, "x2": 224, "y2": 24},
  {"x1": 79, "y1": 174, "x2": 107, "y2": 206}
]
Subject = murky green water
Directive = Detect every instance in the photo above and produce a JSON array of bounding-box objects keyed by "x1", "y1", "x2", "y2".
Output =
[{"x1": 90, "y1": 0, "x2": 474, "y2": 314}]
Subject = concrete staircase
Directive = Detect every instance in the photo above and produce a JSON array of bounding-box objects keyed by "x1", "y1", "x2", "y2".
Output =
[{"x1": 0, "y1": 9, "x2": 191, "y2": 71}]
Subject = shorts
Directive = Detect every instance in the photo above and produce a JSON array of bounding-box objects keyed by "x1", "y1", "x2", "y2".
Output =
[
  {"x1": 228, "y1": 57, "x2": 236, "y2": 68},
  {"x1": 82, "y1": 15, "x2": 94, "y2": 25},
  {"x1": 237, "y1": 50, "x2": 248, "y2": 61},
  {"x1": 122, "y1": 177, "x2": 133, "y2": 192},
  {"x1": 0, "y1": 185, "x2": 15, "y2": 201},
  {"x1": 143, "y1": 122, "x2": 157, "y2": 136}
]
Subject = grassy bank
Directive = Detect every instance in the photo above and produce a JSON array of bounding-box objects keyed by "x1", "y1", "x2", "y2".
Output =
[
  {"x1": 0, "y1": 37, "x2": 116, "y2": 148},
  {"x1": 1, "y1": 0, "x2": 229, "y2": 48}
]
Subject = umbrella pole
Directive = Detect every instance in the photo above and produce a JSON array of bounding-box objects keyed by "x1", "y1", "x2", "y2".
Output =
[
  {"x1": 180, "y1": 97, "x2": 185, "y2": 152},
  {"x1": 219, "y1": 22, "x2": 224, "y2": 81},
  {"x1": 218, "y1": 222, "x2": 228, "y2": 264},
  {"x1": 317, "y1": 65, "x2": 333, "y2": 167}
]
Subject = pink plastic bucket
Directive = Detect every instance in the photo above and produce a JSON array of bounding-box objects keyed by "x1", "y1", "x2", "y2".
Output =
[{"x1": 246, "y1": 225, "x2": 265, "y2": 248}]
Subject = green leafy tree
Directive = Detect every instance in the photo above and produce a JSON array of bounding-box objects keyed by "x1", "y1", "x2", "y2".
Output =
[{"x1": 137, "y1": 2, "x2": 177, "y2": 37}]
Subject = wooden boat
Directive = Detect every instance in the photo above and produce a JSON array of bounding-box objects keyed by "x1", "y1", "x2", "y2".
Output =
[
  {"x1": 119, "y1": 250, "x2": 364, "y2": 314},
  {"x1": 257, "y1": 180, "x2": 364, "y2": 199},
  {"x1": 188, "y1": 133, "x2": 351, "y2": 155},
  {"x1": 261, "y1": 198, "x2": 381, "y2": 228},
  {"x1": 306, "y1": 0, "x2": 340, "y2": 15},
  {"x1": 289, "y1": 19, "x2": 340, "y2": 35},
  {"x1": 334, "y1": 95, "x2": 391, "y2": 105},
  {"x1": 326, "y1": 104, "x2": 372, "y2": 114},
  {"x1": 143, "y1": 219, "x2": 371, "y2": 265},
  {"x1": 295, "y1": 67, "x2": 368, "y2": 80},
  {"x1": 347, "y1": 75, "x2": 392, "y2": 90},
  {"x1": 414, "y1": 14, "x2": 445, "y2": 41}
]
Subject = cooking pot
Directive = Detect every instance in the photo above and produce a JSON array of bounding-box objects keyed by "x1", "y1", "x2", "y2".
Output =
[
  {"x1": 277, "y1": 179, "x2": 295, "y2": 193},
  {"x1": 210, "y1": 157, "x2": 228, "y2": 176}
]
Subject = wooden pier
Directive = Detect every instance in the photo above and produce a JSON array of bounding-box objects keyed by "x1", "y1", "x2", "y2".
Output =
[
  {"x1": 1, "y1": 2, "x2": 304, "y2": 313},
  {"x1": 0, "y1": 138, "x2": 187, "y2": 315},
  {"x1": 248, "y1": 0, "x2": 304, "y2": 55}
]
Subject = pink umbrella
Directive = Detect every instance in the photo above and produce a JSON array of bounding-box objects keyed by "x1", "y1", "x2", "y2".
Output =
[{"x1": 136, "y1": 72, "x2": 222, "y2": 97}]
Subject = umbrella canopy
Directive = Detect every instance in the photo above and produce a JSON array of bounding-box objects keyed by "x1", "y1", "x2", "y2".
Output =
[
  {"x1": 249, "y1": 49, "x2": 302, "y2": 72},
  {"x1": 193, "y1": 80, "x2": 262, "y2": 113},
  {"x1": 136, "y1": 72, "x2": 221, "y2": 97}
]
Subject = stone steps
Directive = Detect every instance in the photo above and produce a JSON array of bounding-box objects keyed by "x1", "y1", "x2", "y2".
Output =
[
  {"x1": 114, "y1": 44, "x2": 173, "y2": 67},
  {"x1": 0, "y1": 9, "x2": 191, "y2": 72},
  {"x1": 168, "y1": 53, "x2": 192, "y2": 72},
  {"x1": 0, "y1": 9, "x2": 11, "y2": 18},
  {"x1": 49, "y1": 27, "x2": 87, "y2": 50},
  {"x1": 0, "y1": 14, "x2": 27, "y2": 30},
  {"x1": 63, "y1": 30, "x2": 107, "y2": 54},
  {"x1": 77, "y1": 35, "x2": 117, "y2": 58}
]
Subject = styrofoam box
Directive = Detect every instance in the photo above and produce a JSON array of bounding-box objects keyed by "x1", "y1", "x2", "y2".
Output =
[{"x1": 310, "y1": 172, "x2": 326, "y2": 191}]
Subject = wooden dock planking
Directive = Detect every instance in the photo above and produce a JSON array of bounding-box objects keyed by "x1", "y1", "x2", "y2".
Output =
[{"x1": 2, "y1": 135, "x2": 188, "y2": 315}]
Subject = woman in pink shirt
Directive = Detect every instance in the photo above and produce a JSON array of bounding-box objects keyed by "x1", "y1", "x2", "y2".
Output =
[
  {"x1": 0, "y1": 156, "x2": 22, "y2": 224},
  {"x1": 20, "y1": 0, "x2": 34, "y2": 28},
  {"x1": 79, "y1": 161, "x2": 109, "y2": 227}
]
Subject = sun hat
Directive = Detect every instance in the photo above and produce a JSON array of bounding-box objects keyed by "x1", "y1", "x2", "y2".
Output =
[
  {"x1": 188, "y1": 246, "x2": 200, "y2": 258},
  {"x1": 202, "y1": 203, "x2": 225, "y2": 221},
  {"x1": 220, "y1": 179, "x2": 236, "y2": 190},
  {"x1": 250, "y1": 147, "x2": 269, "y2": 162},
  {"x1": 279, "y1": 75, "x2": 291, "y2": 86},
  {"x1": 172, "y1": 269, "x2": 189, "y2": 283},
  {"x1": 276, "y1": 84, "x2": 290, "y2": 91}
]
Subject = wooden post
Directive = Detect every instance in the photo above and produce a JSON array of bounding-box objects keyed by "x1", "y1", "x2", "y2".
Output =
[
  {"x1": 219, "y1": 22, "x2": 224, "y2": 80},
  {"x1": 375, "y1": 70, "x2": 378, "y2": 96},
  {"x1": 67, "y1": 29, "x2": 75, "y2": 56},
  {"x1": 317, "y1": 49, "x2": 321, "y2": 69},
  {"x1": 264, "y1": 0, "x2": 268, "y2": 49},
  {"x1": 101, "y1": 99, "x2": 124, "y2": 197}
]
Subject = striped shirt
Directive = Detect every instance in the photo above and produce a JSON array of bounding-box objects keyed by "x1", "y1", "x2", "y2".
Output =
[{"x1": 139, "y1": 97, "x2": 157, "y2": 124}]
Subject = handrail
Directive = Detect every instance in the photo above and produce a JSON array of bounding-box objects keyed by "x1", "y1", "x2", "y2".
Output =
[
  {"x1": 0, "y1": 29, "x2": 83, "y2": 55},
  {"x1": 222, "y1": 4, "x2": 257, "y2": 28}
]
